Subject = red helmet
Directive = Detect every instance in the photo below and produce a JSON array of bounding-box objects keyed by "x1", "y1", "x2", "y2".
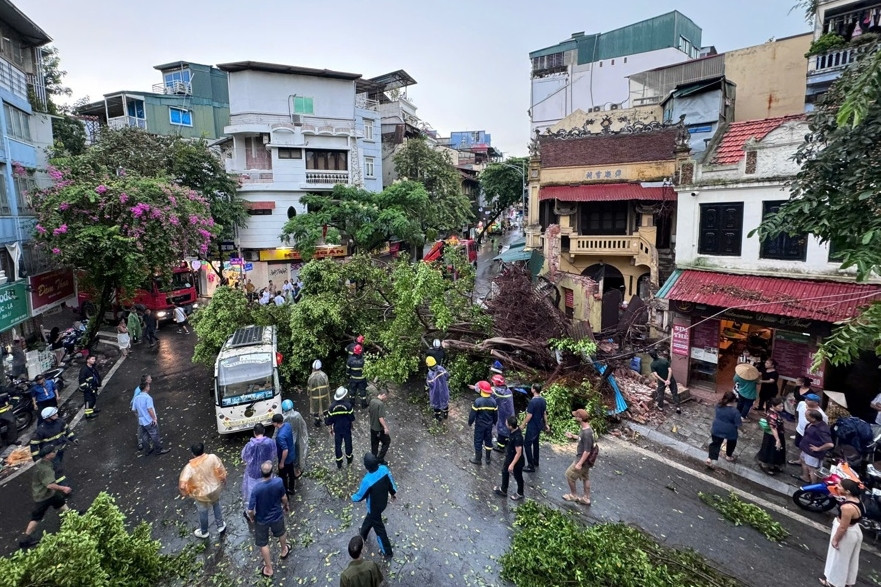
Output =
[
  {"x1": 356, "y1": 335, "x2": 364, "y2": 344},
  {"x1": 491, "y1": 374, "x2": 505, "y2": 387},
  {"x1": 353, "y1": 344, "x2": 363, "y2": 355},
  {"x1": 476, "y1": 380, "x2": 492, "y2": 394}
]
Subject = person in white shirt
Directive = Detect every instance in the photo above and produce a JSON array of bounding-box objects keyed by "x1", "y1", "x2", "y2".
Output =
[
  {"x1": 871, "y1": 392, "x2": 881, "y2": 425},
  {"x1": 259, "y1": 290, "x2": 270, "y2": 305},
  {"x1": 173, "y1": 303, "x2": 190, "y2": 334},
  {"x1": 282, "y1": 280, "x2": 293, "y2": 294},
  {"x1": 273, "y1": 291, "x2": 285, "y2": 306},
  {"x1": 788, "y1": 393, "x2": 826, "y2": 465}
]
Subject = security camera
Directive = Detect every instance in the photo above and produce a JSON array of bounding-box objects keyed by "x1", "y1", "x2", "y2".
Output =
[{"x1": 690, "y1": 191, "x2": 699, "y2": 197}]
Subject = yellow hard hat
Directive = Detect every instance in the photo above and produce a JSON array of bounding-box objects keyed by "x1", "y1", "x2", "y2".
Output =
[{"x1": 426, "y1": 356, "x2": 436, "y2": 367}]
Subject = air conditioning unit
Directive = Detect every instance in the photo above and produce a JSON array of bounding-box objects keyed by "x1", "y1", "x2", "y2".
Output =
[
  {"x1": 610, "y1": 103, "x2": 620, "y2": 110},
  {"x1": 589, "y1": 106, "x2": 601, "y2": 113},
  {"x1": 291, "y1": 114, "x2": 303, "y2": 126}
]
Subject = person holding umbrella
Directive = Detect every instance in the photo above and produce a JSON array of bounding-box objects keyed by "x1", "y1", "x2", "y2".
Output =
[{"x1": 733, "y1": 363, "x2": 760, "y2": 420}]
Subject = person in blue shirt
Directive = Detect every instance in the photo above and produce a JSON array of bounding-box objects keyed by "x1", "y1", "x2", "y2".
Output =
[
  {"x1": 521, "y1": 383, "x2": 549, "y2": 472},
  {"x1": 131, "y1": 386, "x2": 170, "y2": 455},
  {"x1": 271, "y1": 414, "x2": 296, "y2": 495},
  {"x1": 30, "y1": 374, "x2": 57, "y2": 422},
  {"x1": 247, "y1": 461, "x2": 290, "y2": 579},
  {"x1": 130, "y1": 374, "x2": 152, "y2": 450},
  {"x1": 352, "y1": 452, "x2": 398, "y2": 558}
]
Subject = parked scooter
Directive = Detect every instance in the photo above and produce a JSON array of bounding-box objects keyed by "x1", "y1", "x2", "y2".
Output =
[
  {"x1": 793, "y1": 461, "x2": 881, "y2": 538},
  {"x1": 0, "y1": 390, "x2": 35, "y2": 436}
]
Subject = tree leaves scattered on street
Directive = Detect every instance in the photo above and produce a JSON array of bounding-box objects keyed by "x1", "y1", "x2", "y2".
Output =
[{"x1": 698, "y1": 492, "x2": 788, "y2": 542}]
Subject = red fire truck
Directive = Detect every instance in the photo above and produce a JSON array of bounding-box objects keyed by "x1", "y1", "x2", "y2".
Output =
[{"x1": 78, "y1": 263, "x2": 199, "y2": 322}]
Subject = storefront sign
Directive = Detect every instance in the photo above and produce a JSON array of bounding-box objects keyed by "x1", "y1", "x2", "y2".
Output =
[
  {"x1": 0, "y1": 281, "x2": 29, "y2": 332},
  {"x1": 671, "y1": 324, "x2": 689, "y2": 356},
  {"x1": 772, "y1": 330, "x2": 824, "y2": 388},
  {"x1": 690, "y1": 346, "x2": 718, "y2": 364},
  {"x1": 29, "y1": 269, "x2": 77, "y2": 316},
  {"x1": 717, "y1": 308, "x2": 817, "y2": 332},
  {"x1": 585, "y1": 169, "x2": 623, "y2": 180},
  {"x1": 259, "y1": 246, "x2": 347, "y2": 262},
  {"x1": 229, "y1": 257, "x2": 243, "y2": 266}
]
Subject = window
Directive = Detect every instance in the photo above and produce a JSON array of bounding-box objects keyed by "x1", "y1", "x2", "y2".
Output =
[
  {"x1": 163, "y1": 69, "x2": 191, "y2": 89},
  {"x1": 0, "y1": 166, "x2": 9, "y2": 215},
  {"x1": 293, "y1": 96, "x2": 314, "y2": 114},
  {"x1": 169, "y1": 107, "x2": 192, "y2": 126},
  {"x1": 698, "y1": 203, "x2": 743, "y2": 256},
  {"x1": 760, "y1": 201, "x2": 807, "y2": 261},
  {"x1": 364, "y1": 157, "x2": 375, "y2": 178},
  {"x1": 13, "y1": 173, "x2": 36, "y2": 214},
  {"x1": 828, "y1": 240, "x2": 845, "y2": 262},
  {"x1": 305, "y1": 149, "x2": 348, "y2": 171},
  {"x1": 579, "y1": 202, "x2": 627, "y2": 235},
  {"x1": 3, "y1": 104, "x2": 30, "y2": 141},
  {"x1": 277, "y1": 148, "x2": 302, "y2": 160},
  {"x1": 363, "y1": 119, "x2": 374, "y2": 141}
]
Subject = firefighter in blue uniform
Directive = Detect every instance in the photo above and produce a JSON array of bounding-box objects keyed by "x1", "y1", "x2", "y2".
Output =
[{"x1": 468, "y1": 380, "x2": 498, "y2": 465}]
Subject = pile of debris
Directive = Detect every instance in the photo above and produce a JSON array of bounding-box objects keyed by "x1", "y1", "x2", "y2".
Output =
[{"x1": 607, "y1": 366, "x2": 665, "y2": 424}]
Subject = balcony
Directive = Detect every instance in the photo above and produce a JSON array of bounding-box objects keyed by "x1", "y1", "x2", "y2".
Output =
[
  {"x1": 240, "y1": 172, "x2": 273, "y2": 184},
  {"x1": 525, "y1": 230, "x2": 544, "y2": 250},
  {"x1": 107, "y1": 116, "x2": 147, "y2": 130},
  {"x1": 304, "y1": 171, "x2": 349, "y2": 186},
  {"x1": 0, "y1": 57, "x2": 28, "y2": 101},
  {"x1": 151, "y1": 81, "x2": 192, "y2": 95},
  {"x1": 808, "y1": 47, "x2": 855, "y2": 75}
]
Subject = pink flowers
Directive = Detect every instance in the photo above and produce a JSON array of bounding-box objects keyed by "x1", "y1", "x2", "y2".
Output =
[
  {"x1": 168, "y1": 215, "x2": 180, "y2": 225},
  {"x1": 189, "y1": 214, "x2": 200, "y2": 225},
  {"x1": 35, "y1": 224, "x2": 47, "y2": 234},
  {"x1": 52, "y1": 224, "x2": 68, "y2": 236},
  {"x1": 119, "y1": 193, "x2": 129, "y2": 204},
  {"x1": 95, "y1": 185, "x2": 108, "y2": 194},
  {"x1": 59, "y1": 202, "x2": 70, "y2": 211},
  {"x1": 130, "y1": 203, "x2": 151, "y2": 218},
  {"x1": 197, "y1": 228, "x2": 212, "y2": 239},
  {"x1": 51, "y1": 247, "x2": 61, "y2": 255},
  {"x1": 47, "y1": 166, "x2": 64, "y2": 181}
]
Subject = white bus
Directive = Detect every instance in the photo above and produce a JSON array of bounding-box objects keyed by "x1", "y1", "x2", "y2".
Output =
[{"x1": 214, "y1": 325, "x2": 282, "y2": 434}]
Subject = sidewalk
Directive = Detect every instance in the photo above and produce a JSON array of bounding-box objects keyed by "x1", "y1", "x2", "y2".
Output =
[{"x1": 624, "y1": 386, "x2": 803, "y2": 497}]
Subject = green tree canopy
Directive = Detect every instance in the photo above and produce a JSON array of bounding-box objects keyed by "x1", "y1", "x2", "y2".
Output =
[
  {"x1": 478, "y1": 156, "x2": 526, "y2": 240},
  {"x1": 755, "y1": 39, "x2": 881, "y2": 365},
  {"x1": 54, "y1": 127, "x2": 247, "y2": 268},
  {"x1": 279, "y1": 181, "x2": 430, "y2": 260},
  {"x1": 393, "y1": 137, "x2": 473, "y2": 240},
  {"x1": 32, "y1": 169, "x2": 214, "y2": 345}
]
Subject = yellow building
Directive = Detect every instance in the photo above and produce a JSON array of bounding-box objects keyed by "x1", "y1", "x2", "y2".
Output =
[{"x1": 525, "y1": 112, "x2": 690, "y2": 332}]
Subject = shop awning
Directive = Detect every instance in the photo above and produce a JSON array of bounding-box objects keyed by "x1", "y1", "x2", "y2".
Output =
[
  {"x1": 661, "y1": 269, "x2": 881, "y2": 323},
  {"x1": 494, "y1": 248, "x2": 532, "y2": 263},
  {"x1": 539, "y1": 183, "x2": 668, "y2": 202}
]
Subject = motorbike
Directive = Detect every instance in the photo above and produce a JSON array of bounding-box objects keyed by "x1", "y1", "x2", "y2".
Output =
[
  {"x1": 792, "y1": 461, "x2": 881, "y2": 538},
  {"x1": 0, "y1": 390, "x2": 35, "y2": 436},
  {"x1": 55, "y1": 323, "x2": 87, "y2": 365}
]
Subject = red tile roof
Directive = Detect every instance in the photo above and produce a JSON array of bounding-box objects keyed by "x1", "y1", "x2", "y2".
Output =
[
  {"x1": 711, "y1": 115, "x2": 805, "y2": 166},
  {"x1": 539, "y1": 183, "x2": 669, "y2": 202},
  {"x1": 540, "y1": 128, "x2": 678, "y2": 167},
  {"x1": 664, "y1": 270, "x2": 881, "y2": 323}
]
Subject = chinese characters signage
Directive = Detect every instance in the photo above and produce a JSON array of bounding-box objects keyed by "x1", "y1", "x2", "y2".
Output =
[
  {"x1": 29, "y1": 269, "x2": 77, "y2": 316},
  {"x1": 671, "y1": 324, "x2": 689, "y2": 356},
  {"x1": 585, "y1": 169, "x2": 622, "y2": 180},
  {"x1": 0, "y1": 281, "x2": 29, "y2": 331}
]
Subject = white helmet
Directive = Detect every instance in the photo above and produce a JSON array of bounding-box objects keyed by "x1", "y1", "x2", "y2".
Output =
[
  {"x1": 312, "y1": 360, "x2": 322, "y2": 370},
  {"x1": 432, "y1": 339, "x2": 441, "y2": 349}
]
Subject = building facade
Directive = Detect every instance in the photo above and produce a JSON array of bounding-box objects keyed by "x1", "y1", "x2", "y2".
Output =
[
  {"x1": 529, "y1": 11, "x2": 702, "y2": 133},
  {"x1": 525, "y1": 113, "x2": 690, "y2": 334},
  {"x1": 218, "y1": 61, "x2": 382, "y2": 285},
  {"x1": 77, "y1": 61, "x2": 230, "y2": 140},
  {"x1": 805, "y1": 0, "x2": 880, "y2": 108},
  {"x1": 662, "y1": 115, "x2": 881, "y2": 415}
]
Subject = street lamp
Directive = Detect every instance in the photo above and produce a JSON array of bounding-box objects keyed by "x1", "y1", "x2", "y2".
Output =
[{"x1": 498, "y1": 162, "x2": 527, "y2": 232}]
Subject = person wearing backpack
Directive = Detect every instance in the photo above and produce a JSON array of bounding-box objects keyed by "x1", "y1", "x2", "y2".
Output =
[{"x1": 563, "y1": 408, "x2": 595, "y2": 506}]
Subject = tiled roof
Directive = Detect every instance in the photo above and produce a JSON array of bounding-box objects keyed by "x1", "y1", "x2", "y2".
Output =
[
  {"x1": 539, "y1": 183, "x2": 669, "y2": 202},
  {"x1": 711, "y1": 115, "x2": 805, "y2": 166},
  {"x1": 662, "y1": 269, "x2": 881, "y2": 323},
  {"x1": 540, "y1": 128, "x2": 678, "y2": 167}
]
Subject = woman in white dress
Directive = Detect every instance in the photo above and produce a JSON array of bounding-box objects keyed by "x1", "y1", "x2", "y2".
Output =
[
  {"x1": 117, "y1": 318, "x2": 131, "y2": 358},
  {"x1": 820, "y1": 479, "x2": 864, "y2": 587}
]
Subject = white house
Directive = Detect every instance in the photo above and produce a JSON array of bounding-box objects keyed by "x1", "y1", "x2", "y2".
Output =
[
  {"x1": 218, "y1": 61, "x2": 382, "y2": 284},
  {"x1": 660, "y1": 114, "x2": 881, "y2": 400}
]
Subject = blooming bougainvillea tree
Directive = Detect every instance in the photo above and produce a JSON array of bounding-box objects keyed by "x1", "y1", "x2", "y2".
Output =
[{"x1": 31, "y1": 170, "x2": 214, "y2": 345}]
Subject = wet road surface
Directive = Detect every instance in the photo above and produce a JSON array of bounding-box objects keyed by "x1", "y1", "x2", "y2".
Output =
[{"x1": 0, "y1": 324, "x2": 878, "y2": 585}]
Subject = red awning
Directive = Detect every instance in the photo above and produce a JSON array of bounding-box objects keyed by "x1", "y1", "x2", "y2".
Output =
[
  {"x1": 539, "y1": 183, "x2": 668, "y2": 202},
  {"x1": 665, "y1": 270, "x2": 881, "y2": 323},
  {"x1": 244, "y1": 201, "x2": 275, "y2": 210}
]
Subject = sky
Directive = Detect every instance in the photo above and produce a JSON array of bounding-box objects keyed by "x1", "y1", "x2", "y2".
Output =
[{"x1": 17, "y1": 0, "x2": 811, "y2": 157}]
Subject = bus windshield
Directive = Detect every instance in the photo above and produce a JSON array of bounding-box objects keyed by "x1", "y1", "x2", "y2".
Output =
[{"x1": 217, "y1": 353, "x2": 275, "y2": 407}]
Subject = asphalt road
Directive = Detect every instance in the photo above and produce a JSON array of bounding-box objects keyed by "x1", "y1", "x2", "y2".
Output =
[{"x1": 0, "y1": 317, "x2": 879, "y2": 585}]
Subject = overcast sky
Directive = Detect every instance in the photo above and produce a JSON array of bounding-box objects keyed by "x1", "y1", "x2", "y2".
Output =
[{"x1": 18, "y1": 0, "x2": 810, "y2": 156}]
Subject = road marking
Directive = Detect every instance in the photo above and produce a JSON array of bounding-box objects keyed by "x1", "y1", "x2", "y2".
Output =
[
  {"x1": 0, "y1": 355, "x2": 128, "y2": 487},
  {"x1": 607, "y1": 435, "x2": 831, "y2": 534}
]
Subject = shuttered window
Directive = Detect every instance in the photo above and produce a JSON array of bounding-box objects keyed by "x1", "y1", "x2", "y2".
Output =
[
  {"x1": 698, "y1": 203, "x2": 743, "y2": 256},
  {"x1": 760, "y1": 201, "x2": 807, "y2": 261}
]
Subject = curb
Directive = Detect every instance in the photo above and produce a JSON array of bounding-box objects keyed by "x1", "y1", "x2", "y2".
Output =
[
  {"x1": 626, "y1": 422, "x2": 795, "y2": 497},
  {"x1": 0, "y1": 353, "x2": 128, "y2": 488}
]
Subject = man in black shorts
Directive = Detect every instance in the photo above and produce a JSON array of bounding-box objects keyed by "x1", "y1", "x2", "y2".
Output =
[
  {"x1": 247, "y1": 461, "x2": 291, "y2": 579},
  {"x1": 21, "y1": 446, "x2": 72, "y2": 548}
]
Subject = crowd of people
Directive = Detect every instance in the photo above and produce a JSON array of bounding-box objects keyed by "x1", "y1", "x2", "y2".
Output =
[{"x1": 240, "y1": 278, "x2": 303, "y2": 306}]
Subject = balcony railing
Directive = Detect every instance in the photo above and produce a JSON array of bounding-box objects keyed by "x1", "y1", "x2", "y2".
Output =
[
  {"x1": 305, "y1": 171, "x2": 349, "y2": 185},
  {"x1": 809, "y1": 48, "x2": 855, "y2": 74},
  {"x1": 107, "y1": 116, "x2": 147, "y2": 130},
  {"x1": 0, "y1": 57, "x2": 28, "y2": 101},
  {"x1": 229, "y1": 113, "x2": 355, "y2": 135},
  {"x1": 566, "y1": 234, "x2": 659, "y2": 285},
  {"x1": 525, "y1": 230, "x2": 544, "y2": 250},
  {"x1": 152, "y1": 81, "x2": 192, "y2": 95},
  {"x1": 240, "y1": 172, "x2": 273, "y2": 184}
]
